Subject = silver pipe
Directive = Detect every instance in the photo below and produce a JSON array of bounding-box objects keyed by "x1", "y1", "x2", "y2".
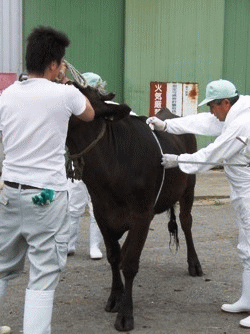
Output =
[{"x1": 177, "y1": 160, "x2": 250, "y2": 167}]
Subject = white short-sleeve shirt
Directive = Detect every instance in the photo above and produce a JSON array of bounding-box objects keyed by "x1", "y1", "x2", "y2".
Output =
[{"x1": 0, "y1": 78, "x2": 86, "y2": 191}]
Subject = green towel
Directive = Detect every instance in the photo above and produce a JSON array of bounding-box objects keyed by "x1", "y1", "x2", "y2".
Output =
[{"x1": 32, "y1": 189, "x2": 55, "y2": 206}]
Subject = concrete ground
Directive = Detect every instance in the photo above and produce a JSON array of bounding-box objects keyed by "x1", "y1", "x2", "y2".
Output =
[
  {"x1": 4, "y1": 169, "x2": 248, "y2": 334},
  {"x1": 195, "y1": 168, "x2": 230, "y2": 200}
]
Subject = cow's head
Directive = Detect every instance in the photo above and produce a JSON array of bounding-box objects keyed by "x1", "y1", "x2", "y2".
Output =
[{"x1": 72, "y1": 81, "x2": 131, "y2": 122}]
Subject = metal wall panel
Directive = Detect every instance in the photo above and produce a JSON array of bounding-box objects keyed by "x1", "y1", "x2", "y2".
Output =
[
  {"x1": 22, "y1": 0, "x2": 125, "y2": 102},
  {"x1": 124, "y1": 0, "x2": 225, "y2": 116},
  {"x1": 124, "y1": 0, "x2": 225, "y2": 149},
  {"x1": 223, "y1": 0, "x2": 250, "y2": 95},
  {"x1": 0, "y1": 0, "x2": 23, "y2": 73}
]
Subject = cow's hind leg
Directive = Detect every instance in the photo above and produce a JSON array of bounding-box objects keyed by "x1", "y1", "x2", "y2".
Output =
[
  {"x1": 114, "y1": 215, "x2": 151, "y2": 332},
  {"x1": 179, "y1": 178, "x2": 203, "y2": 277}
]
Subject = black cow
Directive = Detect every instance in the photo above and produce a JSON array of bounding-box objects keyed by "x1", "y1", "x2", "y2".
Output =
[{"x1": 66, "y1": 83, "x2": 202, "y2": 332}]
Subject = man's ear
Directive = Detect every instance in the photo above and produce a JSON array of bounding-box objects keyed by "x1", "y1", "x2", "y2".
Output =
[
  {"x1": 223, "y1": 99, "x2": 232, "y2": 112},
  {"x1": 49, "y1": 61, "x2": 60, "y2": 72},
  {"x1": 224, "y1": 98, "x2": 231, "y2": 106}
]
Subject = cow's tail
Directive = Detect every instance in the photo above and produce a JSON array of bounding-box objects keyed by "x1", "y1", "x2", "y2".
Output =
[{"x1": 168, "y1": 206, "x2": 179, "y2": 250}]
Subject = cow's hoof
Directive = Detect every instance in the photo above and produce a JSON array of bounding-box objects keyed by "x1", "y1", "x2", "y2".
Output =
[
  {"x1": 105, "y1": 293, "x2": 123, "y2": 313},
  {"x1": 189, "y1": 263, "x2": 203, "y2": 277},
  {"x1": 114, "y1": 313, "x2": 134, "y2": 332}
]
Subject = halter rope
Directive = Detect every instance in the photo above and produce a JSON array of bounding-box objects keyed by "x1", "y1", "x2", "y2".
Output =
[
  {"x1": 64, "y1": 60, "x2": 87, "y2": 88},
  {"x1": 67, "y1": 122, "x2": 106, "y2": 180}
]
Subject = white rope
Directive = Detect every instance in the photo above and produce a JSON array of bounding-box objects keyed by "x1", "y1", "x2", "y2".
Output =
[
  {"x1": 151, "y1": 131, "x2": 166, "y2": 207},
  {"x1": 64, "y1": 60, "x2": 87, "y2": 88}
]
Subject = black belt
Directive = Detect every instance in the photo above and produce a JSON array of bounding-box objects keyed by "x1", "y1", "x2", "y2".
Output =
[{"x1": 4, "y1": 181, "x2": 39, "y2": 190}]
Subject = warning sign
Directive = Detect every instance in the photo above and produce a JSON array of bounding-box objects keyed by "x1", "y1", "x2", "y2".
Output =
[{"x1": 150, "y1": 81, "x2": 199, "y2": 117}]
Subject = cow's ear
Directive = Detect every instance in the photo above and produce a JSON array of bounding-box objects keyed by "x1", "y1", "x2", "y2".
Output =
[
  {"x1": 72, "y1": 82, "x2": 116, "y2": 106},
  {"x1": 100, "y1": 92, "x2": 116, "y2": 102}
]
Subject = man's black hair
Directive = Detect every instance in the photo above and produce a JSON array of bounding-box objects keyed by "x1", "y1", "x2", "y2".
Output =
[
  {"x1": 25, "y1": 26, "x2": 70, "y2": 75},
  {"x1": 207, "y1": 95, "x2": 239, "y2": 107}
]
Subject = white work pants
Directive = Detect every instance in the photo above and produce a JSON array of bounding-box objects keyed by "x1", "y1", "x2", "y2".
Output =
[
  {"x1": 68, "y1": 179, "x2": 90, "y2": 216},
  {"x1": 67, "y1": 180, "x2": 100, "y2": 253},
  {"x1": 232, "y1": 197, "x2": 250, "y2": 270},
  {"x1": 0, "y1": 185, "x2": 70, "y2": 290}
]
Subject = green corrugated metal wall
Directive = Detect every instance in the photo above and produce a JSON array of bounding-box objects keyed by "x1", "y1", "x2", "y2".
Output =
[
  {"x1": 22, "y1": 0, "x2": 125, "y2": 102},
  {"x1": 124, "y1": 0, "x2": 225, "y2": 114},
  {"x1": 22, "y1": 0, "x2": 250, "y2": 149},
  {"x1": 124, "y1": 0, "x2": 225, "y2": 149},
  {"x1": 223, "y1": 0, "x2": 250, "y2": 95}
]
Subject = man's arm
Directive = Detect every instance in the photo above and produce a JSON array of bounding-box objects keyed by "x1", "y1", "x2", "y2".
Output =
[
  {"x1": 76, "y1": 97, "x2": 95, "y2": 122},
  {"x1": 57, "y1": 63, "x2": 95, "y2": 122},
  {"x1": 147, "y1": 113, "x2": 224, "y2": 137},
  {"x1": 175, "y1": 123, "x2": 247, "y2": 174}
]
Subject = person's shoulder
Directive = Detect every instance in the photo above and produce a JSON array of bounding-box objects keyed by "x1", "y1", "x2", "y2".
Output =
[
  {"x1": 0, "y1": 80, "x2": 20, "y2": 97},
  {"x1": 63, "y1": 83, "x2": 86, "y2": 100},
  {"x1": 225, "y1": 112, "x2": 250, "y2": 135},
  {"x1": 4, "y1": 80, "x2": 20, "y2": 90},
  {"x1": 46, "y1": 81, "x2": 77, "y2": 95}
]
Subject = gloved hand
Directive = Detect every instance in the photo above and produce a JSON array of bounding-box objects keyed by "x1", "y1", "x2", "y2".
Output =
[
  {"x1": 146, "y1": 117, "x2": 167, "y2": 131},
  {"x1": 161, "y1": 154, "x2": 179, "y2": 169}
]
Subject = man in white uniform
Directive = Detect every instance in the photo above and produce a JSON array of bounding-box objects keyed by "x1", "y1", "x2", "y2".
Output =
[
  {"x1": 147, "y1": 79, "x2": 250, "y2": 328},
  {"x1": 64, "y1": 71, "x2": 104, "y2": 260},
  {"x1": 0, "y1": 26, "x2": 94, "y2": 334},
  {"x1": 67, "y1": 178, "x2": 103, "y2": 259}
]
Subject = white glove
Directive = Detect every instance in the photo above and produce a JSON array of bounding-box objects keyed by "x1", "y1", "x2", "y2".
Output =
[
  {"x1": 161, "y1": 154, "x2": 179, "y2": 169},
  {"x1": 146, "y1": 117, "x2": 167, "y2": 131}
]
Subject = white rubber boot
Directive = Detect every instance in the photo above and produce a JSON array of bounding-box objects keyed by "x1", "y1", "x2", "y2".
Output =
[
  {"x1": 0, "y1": 327, "x2": 11, "y2": 334},
  {"x1": 23, "y1": 289, "x2": 54, "y2": 334},
  {"x1": 0, "y1": 280, "x2": 11, "y2": 334},
  {"x1": 240, "y1": 315, "x2": 250, "y2": 327},
  {"x1": 221, "y1": 270, "x2": 250, "y2": 313},
  {"x1": 89, "y1": 221, "x2": 103, "y2": 260},
  {"x1": 67, "y1": 215, "x2": 80, "y2": 256}
]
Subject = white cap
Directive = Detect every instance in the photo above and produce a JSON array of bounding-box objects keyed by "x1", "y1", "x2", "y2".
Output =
[
  {"x1": 198, "y1": 79, "x2": 238, "y2": 106},
  {"x1": 81, "y1": 72, "x2": 102, "y2": 87}
]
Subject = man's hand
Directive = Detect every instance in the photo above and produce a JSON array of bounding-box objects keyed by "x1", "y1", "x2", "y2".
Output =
[
  {"x1": 161, "y1": 154, "x2": 179, "y2": 169},
  {"x1": 146, "y1": 117, "x2": 167, "y2": 131},
  {"x1": 57, "y1": 61, "x2": 70, "y2": 84}
]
